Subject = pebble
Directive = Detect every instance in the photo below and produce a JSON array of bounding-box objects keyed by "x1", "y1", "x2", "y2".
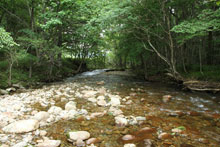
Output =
[
  {"x1": 115, "y1": 116, "x2": 128, "y2": 127},
  {"x1": 122, "y1": 134, "x2": 135, "y2": 141},
  {"x1": 158, "y1": 132, "x2": 172, "y2": 139},
  {"x1": 40, "y1": 130, "x2": 47, "y2": 136},
  {"x1": 96, "y1": 81, "x2": 105, "y2": 85},
  {"x1": 13, "y1": 141, "x2": 27, "y2": 147},
  {"x1": 36, "y1": 140, "x2": 61, "y2": 147},
  {"x1": 162, "y1": 95, "x2": 172, "y2": 103},
  {"x1": 1, "y1": 144, "x2": 9, "y2": 147},
  {"x1": 65, "y1": 101, "x2": 77, "y2": 111},
  {"x1": 110, "y1": 96, "x2": 121, "y2": 106},
  {"x1": 48, "y1": 106, "x2": 62, "y2": 115},
  {"x1": 97, "y1": 99, "x2": 107, "y2": 107},
  {"x1": 171, "y1": 128, "x2": 183, "y2": 133},
  {"x1": 76, "y1": 139, "x2": 86, "y2": 147},
  {"x1": 144, "y1": 139, "x2": 152, "y2": 147},
  {"x1": 86, "y1": 138, "x2": 100, "y2": 145},
  {"x1": 124, "y1": 144, "x2": 136, "y2": 147},
  {"x1": 136, "y1": 116, "x2": 146, "y2": 121},
  {"x1": 69, "y1": 131, "x2": 90, "y2": 141},
  {"x1": 34, "y1": 111, "x2": 50, "y2": 122}
]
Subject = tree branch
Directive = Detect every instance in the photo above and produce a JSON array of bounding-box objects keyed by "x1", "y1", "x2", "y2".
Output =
[{"x1": 0, "y1": 5, "x2": 29, "y2": 27}]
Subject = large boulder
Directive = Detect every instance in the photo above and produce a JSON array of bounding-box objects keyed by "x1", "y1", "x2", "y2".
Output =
[{"x1": 3, "y1": 119, "x2": 39, "y2": 133}]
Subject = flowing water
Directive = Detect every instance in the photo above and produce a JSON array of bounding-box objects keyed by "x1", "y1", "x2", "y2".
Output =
[{"x1": 38, "y1": 70, "x2": 220, "y2": 147}]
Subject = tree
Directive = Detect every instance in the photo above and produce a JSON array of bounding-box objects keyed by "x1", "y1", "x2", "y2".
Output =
[{"x1": 0, "y1": 27, "x2": 19, "y2": 85}]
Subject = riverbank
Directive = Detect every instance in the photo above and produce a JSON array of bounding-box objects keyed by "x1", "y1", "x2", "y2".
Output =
[
  {"x1": 0, "y1": 58, "x2": 88, "y2": 92},
  {"x1": 132, "y1": 67, "x2": 220, "y2": 94}
]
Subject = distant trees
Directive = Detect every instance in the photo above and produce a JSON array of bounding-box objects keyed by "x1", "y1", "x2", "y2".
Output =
[{"x1": 96, "y1": 0, "x2": 220, "y2": 81}]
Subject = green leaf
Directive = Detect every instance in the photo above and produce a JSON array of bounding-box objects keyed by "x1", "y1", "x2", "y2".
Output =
[{"x1": 176, "y1": 126, "x2": 186, "y2": 131}]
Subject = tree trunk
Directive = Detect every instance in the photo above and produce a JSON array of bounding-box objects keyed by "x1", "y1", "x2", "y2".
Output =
[
  {"x1": 207, "y1": 31, "x2": 213, "y2": 65},
  {"x1": 29, "y1": 65, "x2": 32, "y2": 78},
  {"x1": 8, "y1": 56, "x2": 13, "y2": 86}
]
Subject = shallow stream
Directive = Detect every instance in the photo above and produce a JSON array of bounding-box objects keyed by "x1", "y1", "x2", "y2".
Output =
[{"x1": 41, "y1": 70, "x2": 220, "y2": 146}]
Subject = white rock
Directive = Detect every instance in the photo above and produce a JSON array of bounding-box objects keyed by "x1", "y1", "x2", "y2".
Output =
[
  {"x1": 61, "y1": 98, "x2": 68, "y2": 102},
  {"x1": 128, "y1": 116, "x2": 138, "y2": 125},
  {"x1": 125, "y1": 100, "x2": 132, "y2": 105},
  {"x1": 40, "y1": 130, "x2": 47, "y2": 136},
  {"x1": 78, "y1": 109, "x2": 88, "y2": 115},
  {"x1": 65, "y1": 101, "x2": 76, "y2": 111},
  {"x1": 97, "y1": 99, "x2": 107, "y2": 107},
  {"x1": 82, "y1": 90, "x2": 97, "y2": 98},
  {"x1": 1, "y1": 144, "x2": 9, "y2": 147},
  {"x1": 115, "y1": 116, "x2": 128, "y2": 127},
  {"x1": 90, "y1": 112, "x2": 105, "y2": 118},
  {"x1": 36, "y1": 140, "x2": 61, "y2": 147},
  {"x1": 110, "y1": 96, "x2": 121, "y2": 106},
  {"x1": 88, "y1": 98, "x2": 97, "y2": 103},
  {"x1": 13, "y1": 104, "x2": 22, "y2": 111},
  {"x1": 48, "y1": 106, "x2": 62, "y2": 115},
  {"x1": 0, "y1": 135, "x2": 8, "y2": 143},
  {"x1": 136, "y1": 116, "x2": 146, "y2": 121},
  {"x1": 3, "y1": 119, "x2": 39, "y2": 133},
  {"x1": 122, "y1": 135, "x2": 135, "y2": 141},
  {"x1": 67, "y1": 110, "x2": 78, "y2": 119},
  {"x1": 0, "y1": 120, "x2": 8, "y2": 128},
  {"x1": 47, "y1": 115, "x2": 55, "y2": 123},
  {"x1": 124, "y1": 144, "x2": 136, "y2": 147},
  {"x1": 34, "y1": 111, "x2": 50, "y2": 122},
  {"x1": 32, "y1": 110, "x2": 38, "y2": 115},
  {"x1": 86, "y1": 138, "x2": 99, "y2": 145},
  {"x1": 0, "y1": 89, "x2": 9, "y2": 95},
  {"x1": 109, "y1": 107, "x2": 123, "y2": 116},
  {"x1": 76, "y1": 139, "x2": 85, "y2": 147},
  {"x1": 69, "y1": 131, "x2": 90, "y2": 141},
  {"x1": 6, "y1": 87, "x2": 16, "y2": 92},
  {"x1": 97, "y1": 96, "x2": 105, "y2": 100},
  {"x1": 171, "y1": 128, "x2": 183, "y2": 133},
  {"x1": 13, "y1": 141, "x2": 27, "y2": 147}
]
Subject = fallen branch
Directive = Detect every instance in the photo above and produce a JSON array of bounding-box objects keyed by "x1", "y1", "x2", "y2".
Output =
[{"x1": 183, "y1": 80, "x2": 220, "y2": 93}]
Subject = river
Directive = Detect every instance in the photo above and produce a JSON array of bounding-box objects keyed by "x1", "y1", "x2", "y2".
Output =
[{"x1": 0, "y1": 70, "x2": 219, "y2": 147}]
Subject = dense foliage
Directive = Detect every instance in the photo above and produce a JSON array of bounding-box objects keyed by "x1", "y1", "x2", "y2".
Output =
[{"x1": 0, "y1": 0, "x2": 220, "y2": 87}]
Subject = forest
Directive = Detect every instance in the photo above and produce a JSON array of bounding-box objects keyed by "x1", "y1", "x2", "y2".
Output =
[
  {"x1": 1, "y1": 1, "x2": 220, "y2": 147},
  {"x1": 0, "y1": 0, "x2": 220, "y2": 89}
]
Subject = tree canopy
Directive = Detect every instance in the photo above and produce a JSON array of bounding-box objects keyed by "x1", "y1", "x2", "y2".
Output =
[{"x1": 0, "y1": 0, "x2": 220, "y2": 87}]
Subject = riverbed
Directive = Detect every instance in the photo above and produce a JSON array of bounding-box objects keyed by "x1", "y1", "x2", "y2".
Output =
[{"x1": 0, "y1": 70, "x2": 219, "y2": 147}]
